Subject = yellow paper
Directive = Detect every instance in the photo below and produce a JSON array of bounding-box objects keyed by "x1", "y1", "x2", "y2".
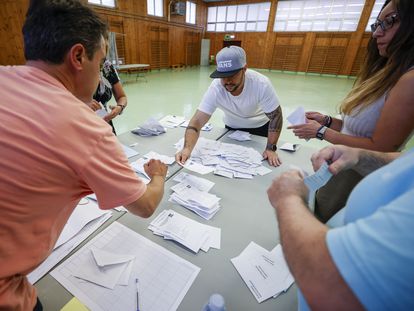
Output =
[{"x1": 60, "y1": 297, "x2": 89, "y2": 311}]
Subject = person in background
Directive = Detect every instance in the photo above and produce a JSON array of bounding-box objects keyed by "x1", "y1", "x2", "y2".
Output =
[
  {"x1": 267, "y1": 144, "x2": 414, "y2": 310},
  {"x1": 288, "y1": 0, "x2": 414, "y2": 222},
  {"x1": 0, "y1": 1, "x2": 166, "y2": 310},
  {"x1": 92, "y1": 58, "x2": 127, "y2": 135},
  {"x1": 175, "y1": 46, "x2": 283, "y2": 167}
]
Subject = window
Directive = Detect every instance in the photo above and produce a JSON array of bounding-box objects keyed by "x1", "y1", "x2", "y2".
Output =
[
  {"x1": 186, "y1": 1, "x2": 196, "y2": 24},
  {"x1": 88, "y1": 0, "x2": 115, "y2": 8},
  {"x1": 147, "y1": 0, "x2": 163, "y2": 17},
  {"x1": 274, "y1": 0, "x2": 365, "y2": 32},
  {"x1": 207, "y1": 2, "x2": 271, "y2": 32},
  {"x1": 366, "y1": 0, "x2": 386, "y2": 31}
]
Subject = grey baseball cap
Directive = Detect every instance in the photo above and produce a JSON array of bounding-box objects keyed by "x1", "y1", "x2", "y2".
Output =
[{"x1": 210, "y1": 46, "x2": 247, "y2": 78}]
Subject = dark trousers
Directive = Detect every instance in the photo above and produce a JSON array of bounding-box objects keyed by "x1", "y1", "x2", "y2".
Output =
[
  {"x1": 225, "y1": 121, "x2": 269, "y2": 138},
  {"x1": 33, "y1": 298, "x2": 43, "y2": 311}
]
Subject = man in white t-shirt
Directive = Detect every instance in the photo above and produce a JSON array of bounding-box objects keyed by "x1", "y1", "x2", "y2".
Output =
[{"x1": 175, "y1": 46, "x2": 283, "y2": 166}]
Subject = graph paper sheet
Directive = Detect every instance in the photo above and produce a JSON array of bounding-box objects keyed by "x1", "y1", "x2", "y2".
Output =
[{"x1": 51, "y1": 222, "x2": 200, "y2": 311}]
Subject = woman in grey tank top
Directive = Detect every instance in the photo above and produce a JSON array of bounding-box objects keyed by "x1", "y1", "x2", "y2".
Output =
[{"x1": 288, "y1": 0, "x2": 414, "y2": 222}]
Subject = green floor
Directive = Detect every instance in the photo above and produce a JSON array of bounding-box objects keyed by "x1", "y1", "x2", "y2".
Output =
[{"x1": 112, "y1": 66, "x2": 413, "y2": 151}]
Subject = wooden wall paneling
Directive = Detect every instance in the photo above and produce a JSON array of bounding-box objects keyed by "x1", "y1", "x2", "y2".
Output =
[
  {"x1": 170, "y1": 27, "x2": 185, "y2": 66},
  {"x1": 307, "y1": 34, "x2": 330, "y2": 74},
  {"x1": 270, "y1": 34, "x2": 304, "y2": 72},
  {"x1": 323, "y1": 34, "x2": 349, "y2": 75},
  {"x1": 243, "y1": 33, "x2": 267, "y2": 68},
  {"x1": 350, "y1": 33, "x2": 371, "y2": 76},
  {"x1": 159, "y1": 26, "x2": 170, "y2": 68},
  {"x1": 0, "y1": 0, "x2": 28, "y2": 65},
  {"x1": 297, "y1": 33, "x2": 316, "y2": 72},
  {"x1": 185, "y1": 31, "x2": 202, "y2": 66}
]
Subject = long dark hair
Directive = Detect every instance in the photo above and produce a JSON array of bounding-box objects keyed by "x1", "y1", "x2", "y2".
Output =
[{"x1": 340, "y1": 0, "x2": 414, "y2": 114}]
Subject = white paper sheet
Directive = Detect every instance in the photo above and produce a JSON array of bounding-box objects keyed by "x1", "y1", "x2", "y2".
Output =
[
  {"x1": 231, "y1": 242, "x2": 294, "y2": 303},
  {"x1": 287, "y1": 106, "x2": 306, "y2": 125},
  {"x1": 51, "y1": 222, "x2": 200, "y2": 311},
  {"x1": 28, "y1": 212, "x2": 112, "y2": 284}
]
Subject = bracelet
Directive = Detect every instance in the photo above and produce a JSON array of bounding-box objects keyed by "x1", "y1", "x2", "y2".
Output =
[
  {"x1": 186, "y1": 126, "x2": 199, "y2": 133},
  {"x1": 324, "y1": 115, "x2": 333, "y2": 128},
  {"x1": 117, "y1": 104, "x2": 126, "y2": 115}
]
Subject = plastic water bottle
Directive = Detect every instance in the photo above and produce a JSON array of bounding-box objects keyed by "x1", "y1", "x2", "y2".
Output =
[{"x1": 202, "y1": 293, "x2": 226, "y2": 311}]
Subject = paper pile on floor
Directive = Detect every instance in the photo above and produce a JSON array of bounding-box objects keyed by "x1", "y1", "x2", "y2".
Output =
[
  {"x1": 149, "y1": 209, "x2": 221, "y2": 253},
  {"x1": 169, "y1": 172, "x2": 220, "y2": 219},
  {"x1": 175, "y1": 137, "x2": 272, "y2": 178},
  {"x1": 231, "y1": 242, "x2": 294, "y2": 303},
  {"x1": 131, "y1": 118, "x2": 166, "y2": 136}
]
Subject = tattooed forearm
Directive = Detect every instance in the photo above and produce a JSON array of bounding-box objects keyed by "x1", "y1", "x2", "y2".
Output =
[{"x1": 265, "y1": 106, "x2": 283, "y2": 133}]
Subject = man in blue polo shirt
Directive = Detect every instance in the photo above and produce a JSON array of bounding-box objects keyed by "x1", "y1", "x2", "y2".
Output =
[{"x1": 267, "y1": 144, "x2": 414, "y2": 310}]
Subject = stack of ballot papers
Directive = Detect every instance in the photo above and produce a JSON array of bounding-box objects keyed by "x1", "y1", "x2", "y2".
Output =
[
  {"x1": 131, "y1": 117, "x2": 166, "y2": 136},
  {"x1": 231, "y1": 242, "x2": 294, "y2": 303},
  {"x1": 72, "y1": 248, "x2": 135, "y2": 289},
  {"x1": 180, "y1": 120, "x2": 213, "y2": 131},
  {"x1": 159, "y1": 115, "x2": 186, "y2": 128},
  {"x1": 148, "y1": 210, "x2": 221, "y2": 253},
  {"x1": 175, "y1": 137, "x2": 272, "y2": 179},
  {"x1": 228, "y1": 130, "x2": 252, "y2": 141},
  {"x1": 169, "y1": 173, "x2": 220, "y2": 219}
]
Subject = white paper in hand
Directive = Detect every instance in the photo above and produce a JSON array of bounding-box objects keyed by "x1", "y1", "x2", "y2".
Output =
[{"x1": 287, "y1": 106, "x2": 306, "y2": 125}]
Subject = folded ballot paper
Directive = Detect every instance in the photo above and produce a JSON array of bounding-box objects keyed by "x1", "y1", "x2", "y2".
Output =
[
  {"x1": 71, "y1": 248, "x2": 135, "y2": 289},
  {"x1": 149, "y1": 210, "x2": 221, "y2": 253},
  {"x1": 304, "y1": 161, "x2": 333, "y2": 193},
  {"x1": 131, "y1": 118, "x2": 166, "y2": 136},
  {"x1": 228, "y1": 130, "x2": 252, "y2": 142},
  {"x1": 231, "y1": 242, "x2": 294, "y2": 303}
]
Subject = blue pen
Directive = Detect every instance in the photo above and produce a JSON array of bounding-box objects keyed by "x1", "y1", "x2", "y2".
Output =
[{"x1": 135, "y1": 278, "x2": 140, "y2": 311}]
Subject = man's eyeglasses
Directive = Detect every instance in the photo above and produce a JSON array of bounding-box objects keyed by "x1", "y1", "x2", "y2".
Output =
[{"x1": 370, "y1": 13, "x2": 399, "y2": 32}]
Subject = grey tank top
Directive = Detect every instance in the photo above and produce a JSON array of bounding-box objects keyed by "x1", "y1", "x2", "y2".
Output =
[{"x1": 341, "y1": 66, "x2": 414, "y2": 143}]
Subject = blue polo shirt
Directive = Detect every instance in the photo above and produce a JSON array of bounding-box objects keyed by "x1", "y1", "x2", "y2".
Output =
[{"x1": 301, "y1": 148, "x2": 414, "y2": 310}]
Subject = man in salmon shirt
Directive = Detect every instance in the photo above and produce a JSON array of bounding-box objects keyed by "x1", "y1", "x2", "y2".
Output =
[{"x1": 0, "y1": 1, "x2": 167, "y2": 310}]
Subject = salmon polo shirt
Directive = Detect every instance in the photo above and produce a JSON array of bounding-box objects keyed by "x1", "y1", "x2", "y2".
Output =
[{"x1": 0, "y1": 65, "x2": 146, "y2": 310}]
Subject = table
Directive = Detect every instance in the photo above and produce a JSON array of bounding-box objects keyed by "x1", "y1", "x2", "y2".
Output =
[
  {"x1": 35, "y1": 130, "x2": 317, "y2": 311},
  {"x1": 118, "y1": 132, "x2": 316, "y2": 311},
  {"x1": 117, "y1": 64, "x2": 150, "y2": 82}
]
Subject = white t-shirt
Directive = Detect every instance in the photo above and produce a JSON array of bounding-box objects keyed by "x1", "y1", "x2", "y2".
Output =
[{"x1": 198, "y1": 69, "x2": 280, "y2": 128}]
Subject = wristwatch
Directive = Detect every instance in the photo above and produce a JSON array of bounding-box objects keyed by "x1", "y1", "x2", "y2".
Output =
[
  {"x1": 117, "y1": 104, "x2": 126, "y2": 115},
  {"x1": 316, "y1": 126, "x2": 328, "y2": 140},
  {"x1": 266, "y1": 143, "x2": 277, "y2": 151}
]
